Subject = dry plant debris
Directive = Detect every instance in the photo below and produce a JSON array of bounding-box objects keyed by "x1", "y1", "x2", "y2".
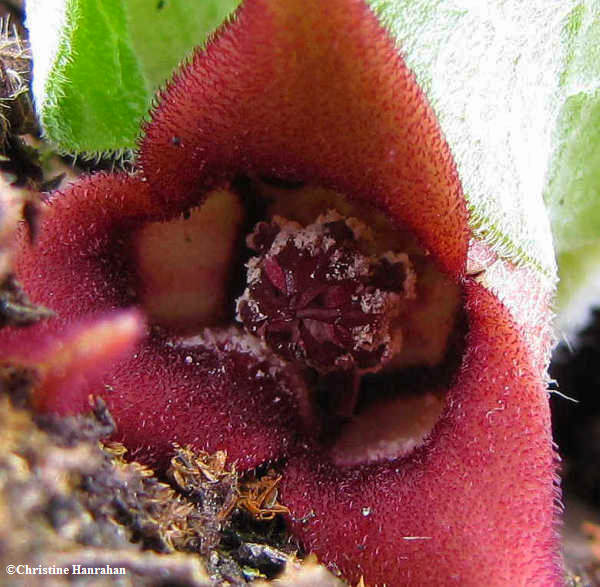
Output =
[
  {"x1": 0, "y1": 15, "x2": 35, "y2": 141},
  {"x1": 0, "y1": 364, "x2": 341, "y2": 585}
]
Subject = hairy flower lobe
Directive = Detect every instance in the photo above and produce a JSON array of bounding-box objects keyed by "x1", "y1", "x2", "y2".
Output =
[{"x1": 0, "y1": 0, "x2": 560, "y2": 585}]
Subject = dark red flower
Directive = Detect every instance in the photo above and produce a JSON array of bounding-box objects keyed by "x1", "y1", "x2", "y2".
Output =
[{"x1": 0, "y1": 0, "x2": 560, "y2": 584}]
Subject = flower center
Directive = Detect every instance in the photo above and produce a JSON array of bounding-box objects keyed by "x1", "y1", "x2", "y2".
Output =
[
  {"x1": 236, "y1": 211, "x2": 414, "y2": 375},
  {"x1": 134, "y1": 180, "x2": 465, "y2": 464}
]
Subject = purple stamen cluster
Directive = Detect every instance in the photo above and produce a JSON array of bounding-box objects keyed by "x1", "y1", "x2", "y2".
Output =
[{"x1": 236, "y1": 211, "x2": 414, "y2": 374}]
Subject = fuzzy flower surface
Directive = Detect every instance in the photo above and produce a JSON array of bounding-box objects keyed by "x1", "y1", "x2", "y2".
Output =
[{"x1": 0, "y1": 0, "x2": 560, "y2": 584}]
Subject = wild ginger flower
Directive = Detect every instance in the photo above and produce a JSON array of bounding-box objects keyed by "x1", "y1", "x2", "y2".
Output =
[{"x1": 0, "y1": 0, "x2": 561, "y2": 584}]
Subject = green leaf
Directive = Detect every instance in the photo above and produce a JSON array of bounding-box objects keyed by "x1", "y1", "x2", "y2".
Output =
[
  {"x1": 125, "y1": 0, "x2": 241, "y2": 91},
  {"x1": 555, "y1": 242, "x2": 600, "y2": 332},
  {"x1": 26, "y1": 0, "x2": 240, "y2": 154},
  {"x1": 542, "y1": 4, "x2": 600, "y2": 328},
  {"x1": 546, "y1": 4, "x2": 600, "y2": 255},
  {"x1": 367, "y1": 0, "x2": 591, "y2": 284},
  {"x1": 27, "y1": 0, "x2": 148, "y2": 153}
]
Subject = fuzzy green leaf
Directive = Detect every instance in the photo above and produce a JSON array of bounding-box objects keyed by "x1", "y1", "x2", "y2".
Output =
[
  {"x1": 124, "y1": 0, "x2": 241, "y2": 91},
  {"x1": 26, "y1": 0, "x2": 240, "y2": 154},
  {"x1": 542, "y1": 3, "x2": 600, "y2": 329},
  {"x1": 367, "y1": 0, "x2": 586, "y2": 284},
  {"x1": 27, "y1": 0, "x2": 148, "y2": 154}
]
